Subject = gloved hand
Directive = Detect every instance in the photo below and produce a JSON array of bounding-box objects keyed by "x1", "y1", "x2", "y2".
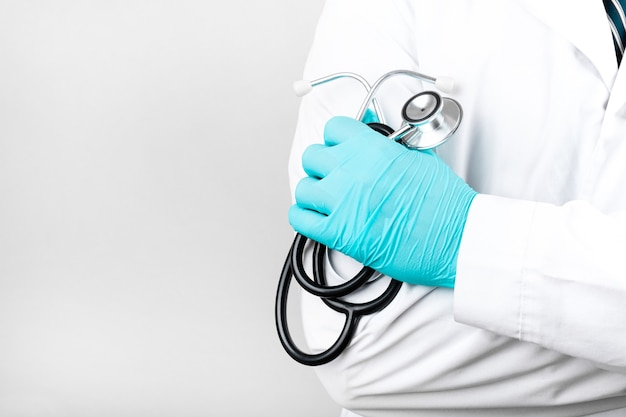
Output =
[{"x1": 288, "y1": 116, "x2": 477, "y2": 288}]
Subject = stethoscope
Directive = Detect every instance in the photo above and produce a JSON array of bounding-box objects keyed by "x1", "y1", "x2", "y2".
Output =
[{"x1": 275, "y1": 69, "x2": 463, "y2": 366}]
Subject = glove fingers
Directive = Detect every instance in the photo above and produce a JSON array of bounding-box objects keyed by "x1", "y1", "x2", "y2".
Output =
[
  {"x1": 304, "y1": 116, "x2": 395, "y2": 179},
  {"x1": 288, "y1": 204, "x2": 328, "y2": 245},
  {"x1": 294, "y1": 176, "x2": 335, "y2": 216},
  {"x1": 301, "y1": 143, "x2": 336, "y2": 179}
]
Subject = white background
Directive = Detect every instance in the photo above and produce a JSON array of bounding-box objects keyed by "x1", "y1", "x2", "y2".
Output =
[{"x1": 0, "y1": 1, "x2": 339, "y2": 415}]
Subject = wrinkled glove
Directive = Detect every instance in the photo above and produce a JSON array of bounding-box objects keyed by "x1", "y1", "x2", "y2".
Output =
[{"x1": 288, "y1": 116, "x2": 477, "y2": 288}]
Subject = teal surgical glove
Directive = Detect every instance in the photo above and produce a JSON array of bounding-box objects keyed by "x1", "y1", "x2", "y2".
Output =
[{"x1": 288, "y1": 116, "x2": 477, "y2": 288}]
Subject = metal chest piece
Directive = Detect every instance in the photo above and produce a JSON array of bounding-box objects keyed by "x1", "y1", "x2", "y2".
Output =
[{"x1": 397, "y1": 91, "x2": 463, "y2": 150}]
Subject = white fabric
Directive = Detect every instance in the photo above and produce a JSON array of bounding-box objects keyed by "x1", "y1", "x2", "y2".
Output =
[{"x1": 289, "y1": 0, "x2": 626, "y2": 415}]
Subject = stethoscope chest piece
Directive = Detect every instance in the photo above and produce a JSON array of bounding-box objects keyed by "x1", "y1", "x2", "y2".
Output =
[{"x1": 399, "y1": 91, "x2": 462, "y2": 150}]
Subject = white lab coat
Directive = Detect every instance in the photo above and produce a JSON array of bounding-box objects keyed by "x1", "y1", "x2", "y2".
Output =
[{"x1": 289, "y1": 0, "x2": 626, "y2": 415}]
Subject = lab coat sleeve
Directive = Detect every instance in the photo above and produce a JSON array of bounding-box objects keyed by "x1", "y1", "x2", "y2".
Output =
[{"x1": 454, "y1": 194, "x2": 626, "y2": 373}]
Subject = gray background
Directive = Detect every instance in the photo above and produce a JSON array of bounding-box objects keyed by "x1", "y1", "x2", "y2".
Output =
[{"x1": 0, "y1": 1, "x2": 339, "y2": 416}]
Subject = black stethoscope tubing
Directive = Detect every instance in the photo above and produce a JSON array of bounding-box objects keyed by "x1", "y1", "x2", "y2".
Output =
[
  {"x1": 275, "y1": 234, "x2": 403, "y2": 366},
  {"x1": 291, "y1": 233, "x2": 375, "y2": 298}
]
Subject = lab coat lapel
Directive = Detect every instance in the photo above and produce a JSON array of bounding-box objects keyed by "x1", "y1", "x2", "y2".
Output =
[
  {"x1": 607, "y1": 66, "x2": 626, "y2": 115},
  {"x1": 520, "y1": 0, "x2": 617, "y2": 91}
]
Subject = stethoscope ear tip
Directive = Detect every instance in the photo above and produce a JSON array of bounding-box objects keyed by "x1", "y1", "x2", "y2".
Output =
[
  {"x1": 293, "y1": 80, "x2": 313, "y2": 97},
  {"x1": 434, "y1": 76, "x2": 455, "y2": 94}
]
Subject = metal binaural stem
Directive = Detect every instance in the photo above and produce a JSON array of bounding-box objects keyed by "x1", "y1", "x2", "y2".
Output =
[
  {"x1": 355, "y1": 70, "x2": 438, "y2": 122},
  {"x1": 309, "y1": 72, "x2": 386, "y2": 125}
]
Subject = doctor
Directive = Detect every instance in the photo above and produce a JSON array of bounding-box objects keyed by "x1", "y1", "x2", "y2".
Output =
[{"x1": 288, "y1": 0, "x2": 626, "y2": 416}]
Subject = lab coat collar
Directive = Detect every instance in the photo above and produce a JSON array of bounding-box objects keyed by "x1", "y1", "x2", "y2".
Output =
[{"x1": 521, "y1": 0, "x2": 617, "y2": 91}]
